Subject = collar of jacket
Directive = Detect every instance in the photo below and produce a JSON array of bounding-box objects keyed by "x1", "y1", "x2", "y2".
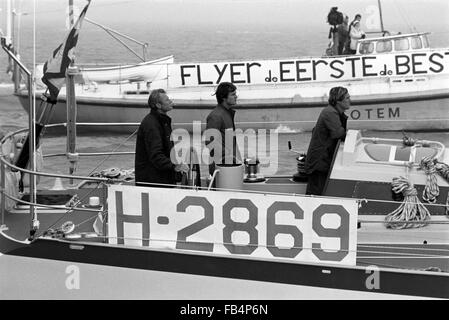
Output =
[
  {"x1": 331, "y1": 104, "x2": 348, "y2": 118},
  {"x1": 150, "y1": 108, "x2": 172, "y2": 124},
  {"x1": 217, "y1": 104, "x2": 236, "y2": 117}
]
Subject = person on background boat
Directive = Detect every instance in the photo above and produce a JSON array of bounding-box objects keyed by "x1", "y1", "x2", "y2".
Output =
[
  {"x1": 134, "y1": 89, "x2": 189, "y2": 187},
  {"x1": 346, "y1": 14, "x2": 362, "y2": 53},
  {"x1": 349, "y1": 20, "x2": 365, "y2": 54},
  {"x1": 348, "y1": 14, "x2": 362, "y2": 35},
  {"x1": 205, "y1": 82, "x2": 242, "y2": 178},
  {"x1": 338, "y1": 15, "x2": 350, "y2": 55},
  {"x1": 327, "y1": 6, "x2": 344, "y2": 56},
  {"x1": 304, "y1": 86, "x2": 350, "y2": 196}
]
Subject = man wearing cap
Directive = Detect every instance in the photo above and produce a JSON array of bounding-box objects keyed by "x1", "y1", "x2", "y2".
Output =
[{"x1": 205, "y1": 82, "x2": 242, "y2": 178}]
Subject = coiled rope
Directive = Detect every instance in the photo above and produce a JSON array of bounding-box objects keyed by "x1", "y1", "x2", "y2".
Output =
[
  {"x1": 434, "y1": 160, "x2": 449, "y2": 181},
  {"x1": 385, "y1": 176, "x2": 431, "y2": 229},
  {"x1": 419, "y1": 156, "x2": 439, "y2": 203}
]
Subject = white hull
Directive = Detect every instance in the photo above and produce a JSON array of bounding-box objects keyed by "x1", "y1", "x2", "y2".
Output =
[
  {"x1": 35, "y1": 55, "x2": 175, "y2": 86},
  {"x1": 20, "y1": 42, "x2": 449, "y2": 133},
  {"x1": 18, "y1": 82, "x2": 449, "y2": 133},
  {"x1": 79, "y1": 55, "x2": 174, "y2": 83},
  {"x1": 0, "y1": 251, "x2": 435, "y2": 300},
  {"x1": 1, "y1": 130, "x2": 448, "y2": 299}
]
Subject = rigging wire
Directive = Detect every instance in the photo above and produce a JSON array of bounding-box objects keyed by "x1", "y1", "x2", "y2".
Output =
[
  {"x1": 87, "y1": 128, "x2": 138, "y2": 177},
  {"x1": 392, "y1": 0, "x2": 416, "y2": 33},
  {"x1": 31, "y1": 181, "x2": 106, "y2": 241},
  {"x1": 98, "y1": 235, "x2": 449, "y2": 259}
]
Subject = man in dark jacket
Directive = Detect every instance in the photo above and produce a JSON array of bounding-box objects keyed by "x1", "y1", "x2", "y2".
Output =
[
  {"x1": 135, "y1": 89, "x2": 188, "y2": 186},
  {"x1": 205, "y1": 82, "x2": 241, "y2": 176},
  {"x1": 304, "y1": 86, "x2": 350, "y2": 195}
]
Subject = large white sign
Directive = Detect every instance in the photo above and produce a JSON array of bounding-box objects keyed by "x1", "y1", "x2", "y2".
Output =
[
  {"x1": 167, "y1": 49, "x2": 449, "y2": 87},
  {"x1": 108, "y1": 185, "x2": 358, "y2": 266}
]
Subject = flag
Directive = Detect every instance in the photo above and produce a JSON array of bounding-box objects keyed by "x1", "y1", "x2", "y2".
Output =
[{"x1": 41, "y1": 0, "x2": 91, "y2": 102}]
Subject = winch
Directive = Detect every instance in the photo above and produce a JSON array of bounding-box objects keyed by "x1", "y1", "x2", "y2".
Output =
[{"x1": 243, "y1": 158, "x2": 265, "y2": 183}]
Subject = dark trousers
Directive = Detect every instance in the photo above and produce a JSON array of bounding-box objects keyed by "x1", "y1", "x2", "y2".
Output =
[{"x1": 305, "y1": 171, "x2": 328, "y2": 196}]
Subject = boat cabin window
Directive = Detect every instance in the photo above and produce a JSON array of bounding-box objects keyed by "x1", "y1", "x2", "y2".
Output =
[
  {"x1": 394, "y1": 38, "x2": 409, "y2": 51},
  {"x1": 359, "y1": 42, "x2": 374, "y2": 54},
  {"x1": 364, "y1": 144, "x2": 438, "y2": 163},
  {"x1": 410, "y1": 36, "x2": 422, "y2": 49},
  {"x1": 422, "y1": 35, "x2": 430, "y2": 48},
  {"x1": 376, "y1": 40, "x2": 392, "y2": 53},
  {"x1": 124, "y1": 90, "x2": 150, "y2": 95}
]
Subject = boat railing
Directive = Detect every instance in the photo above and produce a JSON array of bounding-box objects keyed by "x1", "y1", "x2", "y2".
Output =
[
  {"x1": 365, "y1": 30, "x2": 391, "y2": 37},
  {"x1": 357, "y1": 136, "x2": 446, "y2": 166},
  {"x1": 0, "y1": 125, "x2": 121, "y2": 229},
  {"x1": 2, "y1": 122, "x2": 449, "y2": 229}
]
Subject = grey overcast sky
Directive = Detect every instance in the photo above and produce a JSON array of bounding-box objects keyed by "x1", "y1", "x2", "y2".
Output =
[{"x1": 2, "y1": 0, "x2": 448, "y2": 29}]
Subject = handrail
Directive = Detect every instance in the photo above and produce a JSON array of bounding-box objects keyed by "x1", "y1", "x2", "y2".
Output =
[
  {"x1": 361, "y1": 137, "x2": 446, "y2": 161},
  {"x1": 0, "y1": 126, "x2": 111, "y2": 183},
  {"x1": 1, "y1": 35, "x2": 38, "y2": 235},
  {"x1": 2, "y1": 124, "x2": 449, "y2": 235}
]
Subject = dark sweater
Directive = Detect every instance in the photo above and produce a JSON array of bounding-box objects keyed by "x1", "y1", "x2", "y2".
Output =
[
  {"x1": 206, "y1": 104, "x2": 238, "y2": 174},
  {"x1": 134, "y1": 109, "x2": 178, "y2": 185},
  {"x1": 304, "y1": 105, "x2": 348, "y2": 174}
]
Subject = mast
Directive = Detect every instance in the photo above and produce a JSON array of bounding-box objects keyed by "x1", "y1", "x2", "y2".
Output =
[
  {"x1": 5, "y1": 0, "x2": 12, "y2": 45},
  {"x1": 6, "y1": 0, "x2": 21, "y2": 92},
  {"x1": 378, "y1": 0, "x2": 385, "y2": 34},
  {"x1": 29, "y1": 0, "x2": 38, "y2": 239},
  {"x1": 66, "y1": 0, "x2": 78, "y2": 184}
]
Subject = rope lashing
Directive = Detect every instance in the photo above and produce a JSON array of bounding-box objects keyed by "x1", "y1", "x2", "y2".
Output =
[
  {"x1": 385, "y1": 176, "x2": 431, "y2": 229},
  {"x1": 419, "y1": 156, "x2": 439, "y2": 203},
  {"x1": 434, "y1": 160, "x2": 449, "y2": 182},
  {"x1": 402, "y1": 133, "x2": 417, "y2": 146}
]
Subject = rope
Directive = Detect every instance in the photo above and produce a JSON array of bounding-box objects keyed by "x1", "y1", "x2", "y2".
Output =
[
  {"x1": 385, "y1": 176, "x2": 431, "y2": 229},
  {"x1": 402, "y1": 132, "x2": 417, "y2": 147},
  {"x1": 419, "y1": 156, "x2": 439, "y2": 203},
  {"x1": 434, "y1": 160, "x2": 449, "y2": 182}
]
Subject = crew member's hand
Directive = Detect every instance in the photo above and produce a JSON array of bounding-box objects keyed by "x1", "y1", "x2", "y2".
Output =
[{"x1": 174, "y1": 163, "x2": 189, "y2": 174}]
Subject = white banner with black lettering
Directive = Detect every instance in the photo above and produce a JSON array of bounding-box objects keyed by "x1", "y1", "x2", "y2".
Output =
[
  {"x1": 108, "y1": 185, "x2": 358, "y2": 266},
  {"x1": 167, "y1": 49, "x2": 449, "y2": 87}
]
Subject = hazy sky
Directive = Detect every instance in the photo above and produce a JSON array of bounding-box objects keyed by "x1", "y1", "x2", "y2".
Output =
[
  {"x1": 1, "y1": 0, "x2": 448, "y2": 31},
  {"x1": 0, "y1": 0, "x2": 448, "y2": 61}
]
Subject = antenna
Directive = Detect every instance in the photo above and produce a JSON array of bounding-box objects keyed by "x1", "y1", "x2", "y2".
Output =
[{"x1": 378, "y1": 0, "x2": 385, "y2": 34}]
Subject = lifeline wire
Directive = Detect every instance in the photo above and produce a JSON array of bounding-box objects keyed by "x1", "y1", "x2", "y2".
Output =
[{"x1": 87, "y1": 129, "x2": 138, "y2": 177}]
